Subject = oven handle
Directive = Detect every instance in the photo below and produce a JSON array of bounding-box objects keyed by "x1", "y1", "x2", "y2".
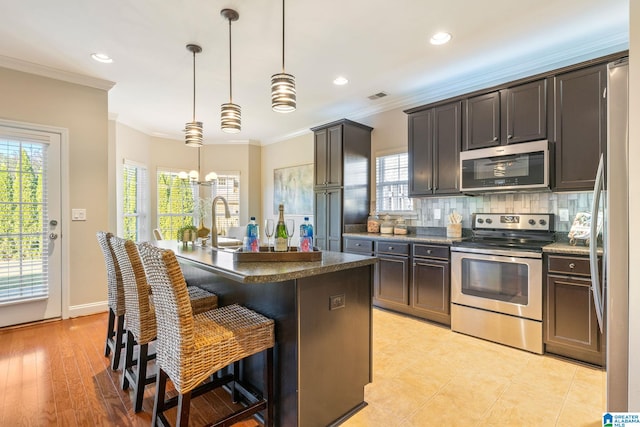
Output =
[{"x1": 450, "y1": 246, "x2": 542, "y2": 259}]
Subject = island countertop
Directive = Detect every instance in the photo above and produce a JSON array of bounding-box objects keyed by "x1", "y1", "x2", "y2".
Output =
[{"x1": 156, "y1": 240, "x2": 377, "y2": 284}]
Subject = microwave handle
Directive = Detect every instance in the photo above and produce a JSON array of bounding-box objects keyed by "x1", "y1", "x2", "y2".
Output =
[{"x1": 589, "y1": 154, "x2": 604, "y2": 334}]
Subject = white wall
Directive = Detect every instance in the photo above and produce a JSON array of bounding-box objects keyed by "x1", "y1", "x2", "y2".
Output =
[{"x1": 627, "y1": 0, "x2": 639, "y2": 410}]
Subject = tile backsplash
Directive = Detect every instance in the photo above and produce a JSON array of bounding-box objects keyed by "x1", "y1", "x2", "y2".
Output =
[{"x1": 414, "y1": 191, "x2": 593, "y2": 232}]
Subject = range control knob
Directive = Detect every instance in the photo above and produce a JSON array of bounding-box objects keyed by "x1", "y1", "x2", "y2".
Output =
[
  {"x1": 528, "y1": 219, "x2": 536, "y2": 225},
  {"x1": 485, "y1": 218, "x2": 493, "y2": 224},
  {"x1": 477, "y1": 218, "x2": 484, "y2": 224},
  {"x1": 539, "y1": 219, "x2": 547, "y2": 226}
]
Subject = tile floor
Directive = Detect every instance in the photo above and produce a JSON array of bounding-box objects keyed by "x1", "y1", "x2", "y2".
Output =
[{"x1": 344, "y1": 309, "x2": 605, "y2": 427}]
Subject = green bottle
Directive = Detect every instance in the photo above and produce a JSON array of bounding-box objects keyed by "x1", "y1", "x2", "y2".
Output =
[{"x1": 274, "y1": 203, "x2": 288, "y2": 252}]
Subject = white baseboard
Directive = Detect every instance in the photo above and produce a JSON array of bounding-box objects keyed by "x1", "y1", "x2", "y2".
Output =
[{"x1": 67, "y1": 301, "x2": 108, "y2": 318}]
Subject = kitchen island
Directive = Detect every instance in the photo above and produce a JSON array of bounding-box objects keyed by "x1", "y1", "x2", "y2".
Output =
[{"x1": 156, "y1": 241, "x2": 377, "y2": 427}]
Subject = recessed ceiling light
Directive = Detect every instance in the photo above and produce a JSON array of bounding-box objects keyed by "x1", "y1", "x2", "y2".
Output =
[
  {"x1": 333, "y1": 76, "x2": 349, "y2": 86},
  {"x1": 91, "y1": 53, "x2": 113, "y2": 63},
  {"x1": 430, "y1": 32, "x2": 452, "y2": 45}
]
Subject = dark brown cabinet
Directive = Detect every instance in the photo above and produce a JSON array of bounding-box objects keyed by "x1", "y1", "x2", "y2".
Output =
[
  {"x1": 464, "y1": 79, "x2": 547, "y2": 150},
  {"x1": 544, "y1": 254, "x2": 604, "y2": 366},
  {"x1": 343, "y1": 237, "x2": 451, "y2": 324},
  {"x1": 408, "y1": 101, "x2": 461, "y2": 196},
  {"x1": 312, "y1": 119, "x2": 372, "y2": 251},
  {"x1": 411, "y1": 244, "x2": 450, "y2": 325},
  {"x1": 552, "y1": 64, "x2": 607, "y2": 191},
  {"x1": 374, "y1": 241, "x2": 410, "y2": 307}
]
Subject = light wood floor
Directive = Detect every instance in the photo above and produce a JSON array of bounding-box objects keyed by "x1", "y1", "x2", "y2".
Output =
[{"x1": 0, "y1": 309, "x2": 605, "y2": 426}]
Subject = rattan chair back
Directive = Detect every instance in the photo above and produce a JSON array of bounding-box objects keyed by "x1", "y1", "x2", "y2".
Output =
[
  {"x1": 109, "y1": 236, "x2": 156, "y2": 344},
  {"x1": 96, "y1": 231, "x2": 125, "y2": 316}
]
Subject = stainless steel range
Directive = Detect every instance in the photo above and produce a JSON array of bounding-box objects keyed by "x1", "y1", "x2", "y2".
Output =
[{"x1": 450, "y1": 213, "x2": 555, "y2": 354}]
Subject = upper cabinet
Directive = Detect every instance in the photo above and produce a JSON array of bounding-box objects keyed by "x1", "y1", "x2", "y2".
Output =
[
  {"x1": 552, "y1": 64, "x2": 607, "y2": 191},
  {"x1": 408, "y1": 101, "x2": 461, "y2": 197},
  {"x1": 463, "y1": 79, "x2": 547, "y2": 150},
  {"x1": 314, "y1": 125, "x2": 343, "y2": 188}
]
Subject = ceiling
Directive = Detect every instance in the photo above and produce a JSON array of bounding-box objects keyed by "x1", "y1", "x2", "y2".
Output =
[{"x1": 0, "y1": 0, "x2": 629, "y2": 145}]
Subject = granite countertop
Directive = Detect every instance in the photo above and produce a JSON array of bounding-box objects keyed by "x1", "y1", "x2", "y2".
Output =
[
  {"x1": 342, "y1": 232, "x2": 464, "y2": 245},
  {"x1": 156, "y1": 240, "x2": 377, "y2": 284},
  {"x1": 543, "y1": 242, "x2": 603, "y2": 256}
]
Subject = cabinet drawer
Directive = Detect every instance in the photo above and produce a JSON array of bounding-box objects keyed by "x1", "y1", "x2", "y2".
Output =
[
  {"x1": 413, "y1": 244, "x2": 449, "y2": 260},
  {"x1": 344, "y1": 238, "x2": 373, "y2": 253},
  {"x1": 547, "y1": 256, "x2": 591, "y2": 277},
  {"x1": 375, "y1": 241, "x2": 410, "y2": 256}
]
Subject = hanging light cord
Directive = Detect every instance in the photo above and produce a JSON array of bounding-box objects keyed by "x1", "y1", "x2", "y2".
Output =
[
  {"x1": 281, "y1": 0, "x2": 285, "y2": 72},
  {"x1": 228, "y1": 17, "x2": 233, "y2": 102},
  {"x1": 192, "y1": 49, "x2": 196, "y2": 122}
]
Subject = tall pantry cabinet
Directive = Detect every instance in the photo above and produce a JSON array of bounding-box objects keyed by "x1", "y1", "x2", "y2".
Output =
[{"x1": 312, "y1": 119, "x2": 372, "y2": 252}]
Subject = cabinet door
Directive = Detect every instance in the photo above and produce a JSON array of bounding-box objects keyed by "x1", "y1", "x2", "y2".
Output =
[
  {"x1": 433, "y1": 102, "x2": 461, "y2": 195},
  {"x1": 463, "y1": 91, "x2": 500, "y2": 150},
  {"x1": 314, "y1": 191, "x2": 327, "y2": 250},
  {"x1": 314, "y1": 128, "x2": 328, "y2": 188},
  {"x1": 374, "y1": 255, "x2": 409, "y2": 306},
  {"x1": 326, "y1": 188, "x2": 343, "y2": 252},
  {"x1": 554, "y1": 64, "x2": 607, "y2": 191},
  {"x1": 503, "y1": 79, "x2": 547, "y2": 144},
  {"x1": 408, "y1": 109, "x2": 433, "y2": 196},
  {"x1": 545, "y1": 275, "x2": 603, "y2": 363},
  {"x1": 327, "y1": 125, "x2": 343, "y2": 187},
  {"x1": 411, "y1": 258, "x2": 450, "y2": 325}
]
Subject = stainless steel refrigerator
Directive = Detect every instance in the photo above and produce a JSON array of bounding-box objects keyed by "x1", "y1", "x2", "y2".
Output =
[{"x1": 590, "y1": 58, "x2": 629, "y2": 411}]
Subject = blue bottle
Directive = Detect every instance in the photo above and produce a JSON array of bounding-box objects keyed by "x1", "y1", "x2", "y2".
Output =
[
  {"x1": 245, "y1": 217, "x2": 260, "y2": 252},
  {"x1": 299, "y1": 217, "x2": 314, "y2": 252}
]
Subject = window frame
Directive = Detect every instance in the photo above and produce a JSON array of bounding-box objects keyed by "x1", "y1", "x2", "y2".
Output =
[
  {"x1": 375, "y1": 150, "x2": 414, "y2": 215},
  {"x1": 156, "y1": 167, "x2": 197, "y2": 241},
  {"x1": 122, "y1": 159, "x2": 147, "y2": 242}
]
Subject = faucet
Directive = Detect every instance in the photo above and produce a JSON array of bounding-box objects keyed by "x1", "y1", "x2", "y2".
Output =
[{"x1": 211, "y1": 196, "x2": 231, "y2": 247}]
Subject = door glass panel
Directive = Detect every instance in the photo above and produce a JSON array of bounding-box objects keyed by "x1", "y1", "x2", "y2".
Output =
[
  {"x1": 0, "y1": 139, "x2": 48, "y2": 304},
  {"x1": 460, "y1": 258, "x2": 529, "y2": 305}
]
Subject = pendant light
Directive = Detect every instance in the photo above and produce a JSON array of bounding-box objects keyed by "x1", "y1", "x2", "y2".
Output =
[
  {"x1": 184, "y1": 44, "x2": 203, "y2": 147},
  {"x1": 271, "y1": 0, "x2": 296, "y2": 112},
  {"x1": 221, "y1": 9, "x2": 241, "y2": 133}
]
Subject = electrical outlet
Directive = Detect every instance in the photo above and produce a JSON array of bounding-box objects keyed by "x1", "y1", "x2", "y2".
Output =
[
  {"x1": 329, "y1": 294, "x2": 345, "y2": 310},
  {"x1": 433, "y1": 208, "x2": 441, "y2": 220}
]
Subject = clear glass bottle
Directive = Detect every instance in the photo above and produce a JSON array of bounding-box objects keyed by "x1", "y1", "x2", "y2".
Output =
[
  {"x1": 367, "y1": 212, "x2": 380, "y2": 233},
  {"x1": 380, "y1": 215, "x2": 394, "y2": 234},
  {"x1": 299, "y1": 217, "x2": 314, "y2": 252}
]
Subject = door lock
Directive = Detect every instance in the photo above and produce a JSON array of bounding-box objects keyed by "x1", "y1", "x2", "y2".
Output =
[{"x1": 49, "y1": 233, "x2": 58, "y2": 240}]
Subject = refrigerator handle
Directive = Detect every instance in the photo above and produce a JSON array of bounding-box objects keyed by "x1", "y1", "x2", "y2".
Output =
[{"x1": 590, "y1": 154, "x2": 605, "y2": 333}]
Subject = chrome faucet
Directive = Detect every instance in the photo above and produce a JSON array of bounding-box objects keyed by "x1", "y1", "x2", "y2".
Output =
[{"x1": 211, "y1": 196, "x2": 231, "y2": 247}]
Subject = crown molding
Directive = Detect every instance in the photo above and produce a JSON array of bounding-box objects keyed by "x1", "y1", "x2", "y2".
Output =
[{"x1": 0, "y1": 55, "x2": 115, "y2": 91}]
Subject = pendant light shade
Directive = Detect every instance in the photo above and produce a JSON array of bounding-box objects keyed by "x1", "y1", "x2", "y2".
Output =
[
  {"x1": 271, "y1": 0, "x2": 296, "y2": 112},
  {"x1": 185, "y1": 44, "x2": 203, "y2": 147},
  {"x1": 221, "y1": 9, "x2": 241, "y2": 133}
]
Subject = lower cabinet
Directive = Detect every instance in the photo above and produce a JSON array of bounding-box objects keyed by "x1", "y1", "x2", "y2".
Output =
[
  {"x1": 343, "y1": 237, "x2": 450, "y2": 325},
  {"x1": 544, "y1": 254, "x2": 604, "y2": 366}
]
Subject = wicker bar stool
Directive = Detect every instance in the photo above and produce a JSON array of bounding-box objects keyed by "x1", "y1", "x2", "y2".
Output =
[
  {"x1": 109, "y1": 236, "x2": 219, "y2": 413},
  {"x1": 96, "y1": 231, "x2": 126, "y2": 371},
  {"x1": 138, "y1": 243, "x2": 275, "y2": 427}
]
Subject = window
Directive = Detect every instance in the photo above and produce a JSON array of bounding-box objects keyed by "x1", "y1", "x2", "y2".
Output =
[
  {"x1": 157, "y1": 169, "x2": 196, "y2": 240},
  {"x1": 205, "y1": 173, "x2": 240, "y2": 233},
  {"x1": 376, "y1": 152, "x2": 413, "y2": 212},
  {"x1": 122, "y1": 161, "x2": 147, "y2": 241}
]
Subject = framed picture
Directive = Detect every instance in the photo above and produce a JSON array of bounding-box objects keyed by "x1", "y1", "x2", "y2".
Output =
[{"x1": 273, "y1": 164, "x2": 313, "y2": 215}]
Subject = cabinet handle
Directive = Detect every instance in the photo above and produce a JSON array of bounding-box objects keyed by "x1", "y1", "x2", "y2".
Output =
[
  {"x1": 355, "y1": 243, "x2": 361, "y2": 246},
  {"x1": 492, "y1": 136, "x2": 498, "y2": 141},
  {"x1": 507, "y1": 134, "x2": 513, "y2": 139},
  {"x1": 568, "y1": 263, "x2": 575, "y2": 269},
  {"x1": 427, "y1": 250, "x2": 432, "y2": 254},
  {"x1": 413, "y1": 263, "x2": 417, "y2": 267}
]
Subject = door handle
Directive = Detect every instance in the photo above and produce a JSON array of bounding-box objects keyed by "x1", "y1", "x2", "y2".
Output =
[{"x1": 49, "y1": 233, "x2": 58, "y2": 240}]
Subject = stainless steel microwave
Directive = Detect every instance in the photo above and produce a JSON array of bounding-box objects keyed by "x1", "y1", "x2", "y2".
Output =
[{"x1": 460, "y1": 140, "x2": 550, "y2": 192}]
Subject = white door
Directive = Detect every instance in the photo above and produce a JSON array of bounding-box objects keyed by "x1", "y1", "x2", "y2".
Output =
[{"x1": 0, "y1": 125, "x2": 61, "y2": 327}]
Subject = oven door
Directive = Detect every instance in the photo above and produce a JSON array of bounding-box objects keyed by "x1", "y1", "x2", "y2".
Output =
[{"x1": 451, "y1": 248, "x2": 542, "y2": 321}]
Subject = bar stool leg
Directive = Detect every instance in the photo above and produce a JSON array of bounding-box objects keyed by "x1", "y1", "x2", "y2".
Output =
[
  {"x1": 105, "y1": 308, "x2": 116, "y2": 357},
  {"x1": 265, "y1": 347, "x2": 274, "y2": 427},
  {"x1": 232, "y1": 361, "x2": 241, "y2": 403},
  {"x1": 121, "y1": 330, "x2": 135, "y2": 390},
  {"x1": 111, "y1": 314, "x2": 125, "y2": 370},
  {"x1": 176, "y1": 391, "x2": 192, "y2": 427},
  {"x1": 133, "y1": 343, "x2": 149, "y2": 413},
  {"x1": 152, "y1": 368, "x2": 168, "y2": 427}
]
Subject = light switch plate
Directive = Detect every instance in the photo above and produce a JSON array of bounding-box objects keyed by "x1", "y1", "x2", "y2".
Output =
[{"x1": 72, "y1": 208, "x2": 86, "y2": 221}]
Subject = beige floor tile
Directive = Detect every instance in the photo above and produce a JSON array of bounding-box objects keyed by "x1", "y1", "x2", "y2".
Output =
[{"x1": 556, "y1": 400, "x2": 602, "y2": 427}]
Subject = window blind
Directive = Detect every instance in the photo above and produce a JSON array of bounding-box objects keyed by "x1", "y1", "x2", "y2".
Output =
[
  {"x1": 122, "y1": 161, "x2": 147, "y2": 241},
  {"x1": 376, "y1": 152, "x2": 413, "y2": 212}
]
